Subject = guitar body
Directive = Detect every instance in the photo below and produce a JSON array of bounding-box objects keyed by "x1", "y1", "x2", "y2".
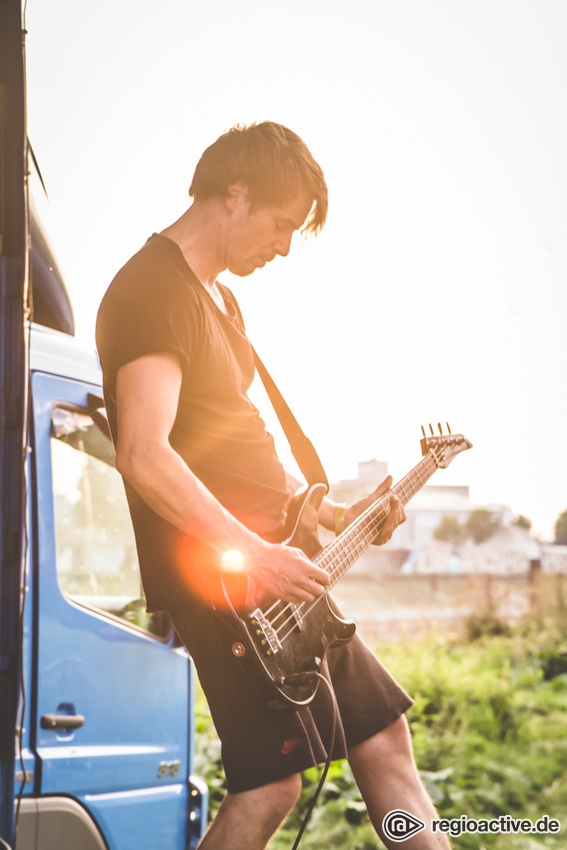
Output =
[{"x1": 219, "y1": 484, "x2": 356, "y2": 710}]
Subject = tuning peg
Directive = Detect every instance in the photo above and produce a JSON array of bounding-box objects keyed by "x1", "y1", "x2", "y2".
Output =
[
  {"x1": 446, "y1": 422, "x2": 452, "y2": 434},
  {"x1": 437, "y1": 422, "x2": 443, "y2": 434},
  {"x1": 429, "y1": 423, "x2": 434, "y2": 436},
  {"x1": 421, "y1": 425, "x2": 426, "y2": 437}
]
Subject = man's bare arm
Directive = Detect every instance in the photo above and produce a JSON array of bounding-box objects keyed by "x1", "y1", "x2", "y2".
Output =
[{"x1": 114, "y1": 352, "x2": 329, "y2": 604}]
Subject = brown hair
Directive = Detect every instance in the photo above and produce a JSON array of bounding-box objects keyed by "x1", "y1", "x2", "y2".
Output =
[{"x1": 189, "y1": 122, "x2": 328, "y2": 235}]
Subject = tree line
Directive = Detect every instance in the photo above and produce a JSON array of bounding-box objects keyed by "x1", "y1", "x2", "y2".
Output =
[{"x1": 434, "y1": 508, "x2": 567, "y2": 545}]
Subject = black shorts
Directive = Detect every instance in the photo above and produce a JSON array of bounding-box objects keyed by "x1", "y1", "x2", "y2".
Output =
[{"x1": 170, "y1": 597, "x2": 413, "y2": 794}]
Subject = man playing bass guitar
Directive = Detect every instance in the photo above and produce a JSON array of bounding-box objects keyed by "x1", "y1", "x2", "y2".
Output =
[{"x1": 96, "y1": 121, "x2": 450, "y2": 849}]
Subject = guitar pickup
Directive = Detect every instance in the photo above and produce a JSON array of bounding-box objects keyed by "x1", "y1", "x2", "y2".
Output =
[{"x1": 248, "y1": 609, "x2": 282, "y2": 656}]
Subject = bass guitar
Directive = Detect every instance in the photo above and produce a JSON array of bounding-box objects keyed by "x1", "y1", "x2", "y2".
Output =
[{"x1": 219, "y1": 427, "x2": 472, "y2": 710}]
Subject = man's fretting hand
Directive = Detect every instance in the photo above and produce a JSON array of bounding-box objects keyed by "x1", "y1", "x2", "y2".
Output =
[{"x1": 344, "y1": 475, "x2": 406, "y2": 545}]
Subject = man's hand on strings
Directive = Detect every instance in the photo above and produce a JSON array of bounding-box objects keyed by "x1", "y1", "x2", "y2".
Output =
[
  {"x1": 248, "y1": 541, "x2": 330, "y2": 606},
  {"x1": 343, "y1": 475, "x2": 406, "y2": 545}
]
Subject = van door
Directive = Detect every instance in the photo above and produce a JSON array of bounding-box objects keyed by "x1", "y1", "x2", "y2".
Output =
[{"x1": 31, "y1": 369, "x2": 205, "y2": 850}]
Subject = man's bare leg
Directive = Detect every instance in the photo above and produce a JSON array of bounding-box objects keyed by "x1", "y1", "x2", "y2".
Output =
[
  {"x1": 348, "y1": 716, "x2": 451, "y2": 848},
  {"x1": 198, "y1": 773, "x2": 302, "y2": 850}
]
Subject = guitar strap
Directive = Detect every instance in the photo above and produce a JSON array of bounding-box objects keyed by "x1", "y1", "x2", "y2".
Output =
[{"x1": 251, "y1": 346, "x2": 329, "y2": 493}]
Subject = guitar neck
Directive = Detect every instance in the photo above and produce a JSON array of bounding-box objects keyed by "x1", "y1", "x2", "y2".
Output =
[{"x1": 315, "y1": 453, "x2": 439, "y2": 588}]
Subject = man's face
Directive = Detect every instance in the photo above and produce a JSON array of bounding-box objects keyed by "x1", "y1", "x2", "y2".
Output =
[{"x1": 225, "y1": 185, "x2": 313, "y2": 277}]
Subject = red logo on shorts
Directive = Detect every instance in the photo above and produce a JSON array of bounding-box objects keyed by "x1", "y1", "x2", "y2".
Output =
[{"x1": 281, "y1": 737, "x2": 300, "y2": 755}]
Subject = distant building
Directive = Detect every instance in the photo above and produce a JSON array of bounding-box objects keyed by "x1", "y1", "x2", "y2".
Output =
[
  {"x1": 326, "y1": 460, "x2": 567, "y2": 577},
  {"x1": 329, "y1": 459, "x2": 389, "y2": 505},
  {"x1": 395, "y1": 484, "x2": 478, "y2": 547}
]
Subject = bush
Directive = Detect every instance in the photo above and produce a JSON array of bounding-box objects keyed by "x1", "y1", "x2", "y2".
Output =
[
  {"x1": 465, "y1": 509, "x2": 501, "y2": 544},
  {"x1": 433, "y1": 515, "x2": 466, "y2": 545}
]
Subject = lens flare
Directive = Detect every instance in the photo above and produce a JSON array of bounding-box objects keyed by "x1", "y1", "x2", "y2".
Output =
[{"x1": 221, "y1": 549, "x2": 245, "y2": 573}]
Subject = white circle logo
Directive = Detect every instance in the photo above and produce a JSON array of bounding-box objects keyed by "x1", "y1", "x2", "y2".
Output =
[{"x1": 383, "y1": 809, "x2": 426, "y2": 842}]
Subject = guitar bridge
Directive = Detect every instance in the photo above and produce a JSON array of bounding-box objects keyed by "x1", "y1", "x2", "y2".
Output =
[{"x1": 248, "y1": 609, "x2": 282, "y2": 656}]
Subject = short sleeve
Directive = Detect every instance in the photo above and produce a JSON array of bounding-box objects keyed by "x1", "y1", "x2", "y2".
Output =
[{"x1": 96, "y1": 240, "x2": 203, "y2": 386}]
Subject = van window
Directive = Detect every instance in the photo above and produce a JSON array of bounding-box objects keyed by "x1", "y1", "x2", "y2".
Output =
[{"x1": 50, "y1": 407, "x2": 169, "y2": 638}]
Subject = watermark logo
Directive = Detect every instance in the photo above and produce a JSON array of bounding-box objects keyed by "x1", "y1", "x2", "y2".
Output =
[
  {"x1": 383, "y1": 810, "x2": 561, "y2": 841},
  {"x1": 383, "y1": 809, "x2": 426, "y2": 842}
]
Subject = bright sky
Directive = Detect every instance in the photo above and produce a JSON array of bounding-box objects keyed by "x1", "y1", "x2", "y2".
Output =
[{"x1": 24, "y1": 1, "x2": 567, "y2": 540}]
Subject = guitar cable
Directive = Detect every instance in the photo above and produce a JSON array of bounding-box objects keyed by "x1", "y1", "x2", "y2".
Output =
[{"x1": 288, "y1": 672, "x2": 338, "y2": 850}]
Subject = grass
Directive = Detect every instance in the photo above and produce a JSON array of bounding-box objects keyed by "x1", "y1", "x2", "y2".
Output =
[{"x1": 193, "y1": 617, "x2": 567, "y2": 848}]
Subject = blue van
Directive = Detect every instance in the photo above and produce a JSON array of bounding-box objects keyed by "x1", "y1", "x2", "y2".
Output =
[
  {"x1": 0, "y1": 3, "x2": 208, "y2": 847},
  {"x1": 12, "y1": 315, "x2": 208, "y2": 850}
]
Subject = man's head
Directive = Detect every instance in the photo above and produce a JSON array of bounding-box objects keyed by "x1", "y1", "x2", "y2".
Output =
[{"x1": 189, "y1": 122, "x2": 328, "y2": 237}]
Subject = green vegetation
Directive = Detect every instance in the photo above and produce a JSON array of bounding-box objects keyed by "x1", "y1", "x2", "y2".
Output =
[
  {"x1": 434, "y1": 509, "x2": 501, "y2": 546},
  {"x1": 512, "y1": 515, "x2": 532, "y2": 533},
  {"x1": 554, "y1": 509, "x2": 567, "y2": 544},
  {"x1": 434, "y1": 516, "x2": 467, "y2": 545},
  {"x1": 194, "y1": 619, "x2": 567, "y2": 848}
]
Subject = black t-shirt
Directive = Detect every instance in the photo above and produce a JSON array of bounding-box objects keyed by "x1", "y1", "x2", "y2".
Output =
[{"x1": 96, "y1": 233, "x2": 289, "y2": 610}]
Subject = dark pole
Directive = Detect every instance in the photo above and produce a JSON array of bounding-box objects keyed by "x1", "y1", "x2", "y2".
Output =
[{"x1": 0, "y1": 0, "x2": 29, "y2": 845}]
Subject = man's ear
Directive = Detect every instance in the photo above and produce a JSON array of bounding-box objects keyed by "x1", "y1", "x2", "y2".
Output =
[{"x1": 225, "y1": 182, "x2": 249, "y2": 212}]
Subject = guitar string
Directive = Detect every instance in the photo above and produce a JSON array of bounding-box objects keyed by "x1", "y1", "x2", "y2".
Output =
[{"x1": 255, "y1": 450, "x2": 442, "y2": 646}]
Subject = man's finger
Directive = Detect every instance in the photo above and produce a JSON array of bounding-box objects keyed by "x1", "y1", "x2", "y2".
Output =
[
  {"x1": 372, "y1": 495, "x2": 406, "y2": 545},
  {"x1": 373, "y1": 474, "x2": 393, "y2": 498}
]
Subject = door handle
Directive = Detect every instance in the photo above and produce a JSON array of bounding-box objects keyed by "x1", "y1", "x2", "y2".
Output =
[{"x1": 41, "y1": 713, "x2": 85, "y2": 731}]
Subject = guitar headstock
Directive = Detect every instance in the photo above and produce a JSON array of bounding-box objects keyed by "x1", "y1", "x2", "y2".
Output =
[{"x1": 420, "y1": 423, "x2": 472, "y2": 469}]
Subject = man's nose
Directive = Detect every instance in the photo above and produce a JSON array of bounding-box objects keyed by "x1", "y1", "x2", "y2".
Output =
[{"x1": 274, "y1": 233, "x2": 292, "y2": 257}]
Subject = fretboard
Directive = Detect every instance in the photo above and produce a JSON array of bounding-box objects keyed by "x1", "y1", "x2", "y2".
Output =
[{"x1": 314, "y1": 452, "x2": 439, "y2": 587}]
